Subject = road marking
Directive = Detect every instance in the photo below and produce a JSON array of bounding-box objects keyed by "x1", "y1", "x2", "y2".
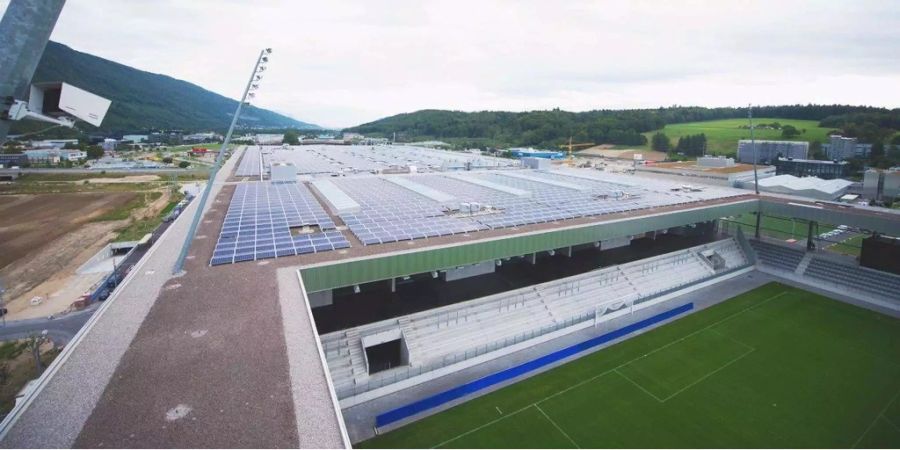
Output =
[
  {"x1": 432, "y1": 288, "x2": 790, "y2": 448},
  {"x1": 495, "y1": 406, "x2": 502, "y2": 415},
  {"x1": 535, "y1": 404, "x2": 580, "y2": 449}
]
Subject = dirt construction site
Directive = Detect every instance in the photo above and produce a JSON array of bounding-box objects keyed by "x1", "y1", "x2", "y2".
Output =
[{"x1": 0, "y1": 180, "x2": 178, "y2": 320}]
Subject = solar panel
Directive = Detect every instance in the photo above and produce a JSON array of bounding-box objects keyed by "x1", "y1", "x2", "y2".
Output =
[{"x1": 210, "y1": 182, "x2": 351, "y2": 266}]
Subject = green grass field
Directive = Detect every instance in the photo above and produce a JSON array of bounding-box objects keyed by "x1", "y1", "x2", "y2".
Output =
[
  {"x1": 640, "y1": 118, "x2": 833, "y2": 156},
  {"x1": 361, "y1": 283, "x2": 900, "y2": 448}
]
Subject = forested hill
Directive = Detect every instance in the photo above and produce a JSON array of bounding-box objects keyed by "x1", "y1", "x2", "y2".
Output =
[
  {"x1": 19, "y1": 41, "x2": 317, "y2": 133},
  {"x1": 346, "y1": 106, "x2": 898, "y2": 149}
]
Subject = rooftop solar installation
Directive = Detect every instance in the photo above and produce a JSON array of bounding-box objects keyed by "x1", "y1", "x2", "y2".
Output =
[
  {"x1": 384, "y1": 176, "x2": 456, "y2": 204},
  {"x1": 494, "y1": 171, "x2": 591, "y2": 192},
  {"x1": 242, "y1": 144, "x2": 520, "y2": 179},
  {"x1": 210, "y1": 182, "x2": 350, "y2": 266},
  {"x1": 235, "y1": 146, "x2": 263, "y2": 177},
  {"x1": 332, "y1": 177, "x2": 486, "y2": 245},
  {"x1": 310, "y1": 179, "x2": 361, "y2": 215}
]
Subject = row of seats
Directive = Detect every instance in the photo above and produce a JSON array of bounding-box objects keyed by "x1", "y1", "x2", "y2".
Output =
[
  {"x1": 804, "y1": 257, "x2": 900, "y2": 301},
  {"x1": 321, "y1": 238, "x2": 750, "y2": 399},
  {"x1": 749, "y1": 239, "x2": 805, "y2": 272}
]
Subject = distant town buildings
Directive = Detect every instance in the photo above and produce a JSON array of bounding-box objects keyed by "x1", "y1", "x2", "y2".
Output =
[
  {"x1": 508, "y1": 148, "x2": 565, "y2": 159},
  {"x1": 754, "y1": 174, "x2": 853, "y2": 201},
  {"x1": 823, "y1": 135, "x2": 873, "y2": 160},
  {"x1": 0, "y1": 153, "x2": 28, "y2": 168},
  {"x1": 23, "y1": 149, "x2": 87, "y2": 163},
  {"x1": 28, "y1": 139, "x2": 79, "y2": 149},
  {"x1": 774, "y1": 158, "x2": 849, "y2": 180},
  {"x1": 122, "y1": 134, "x2": 149, "y2": 144},
  {"x1": 736, "y1": 140, "x2": 808, "y2": 164}
]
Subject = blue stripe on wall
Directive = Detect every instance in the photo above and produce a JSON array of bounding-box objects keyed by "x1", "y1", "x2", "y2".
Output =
[{"x1": 375, "y1": 302, "x2": 694, "y2": 428}]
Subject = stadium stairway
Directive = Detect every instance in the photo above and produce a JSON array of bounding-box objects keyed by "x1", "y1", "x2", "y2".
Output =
[
  {"x1": 320, "y1": 238, "x2": 751, "y2": 403},
  {"x1": 748, "y1": 238, "x2": 900, "y2": 310}
]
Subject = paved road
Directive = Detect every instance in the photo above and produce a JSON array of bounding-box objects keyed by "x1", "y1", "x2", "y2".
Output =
[
  {"x1": 0, "y1": 168, "x2": 206, "y2": 175},
  {"x1": 0, "y1": 306, "x2": 96, "y2": 344}
]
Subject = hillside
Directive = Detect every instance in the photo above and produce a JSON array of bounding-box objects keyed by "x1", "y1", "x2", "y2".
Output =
[
  {"x1": 16, "y1": 41, "x2": 317, "y2": 133},
  {"x1": 346, "y1": 105, "x2": 891, "y2": 150}
]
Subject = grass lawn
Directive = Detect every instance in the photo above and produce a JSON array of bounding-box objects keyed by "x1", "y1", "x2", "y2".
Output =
[
  {"x1": 726, "y1": 214, "x2": 834, "y2": 241},
  {"x1": 362, "y1": 282, "x2": 900, "y2": 448},
  {"x1": 640, "y1": 118, "x2": 833, "y2": 156},
  {"x1": 827, "y1": 234, "x2": 865, "y2": 257}
]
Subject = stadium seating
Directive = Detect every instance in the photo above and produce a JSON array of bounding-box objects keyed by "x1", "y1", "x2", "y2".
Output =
[
  {"x1": 320, "y1": 238, "x2": 750, "y2": 400},
  {"x1": 749, "y1": 239, "x2": 805, "y2": 272},
  {"x1": 803, "y1": 257, "x2": 900, "y2": 302}
]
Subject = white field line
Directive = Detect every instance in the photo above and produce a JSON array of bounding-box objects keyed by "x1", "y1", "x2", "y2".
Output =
[
  {"x1": 535, "y1": 404, "x2": 581, "y2": 449},
  {"x1": 658, "y1": 347, "x2": 755, "y2": 402},
  {"x1": 853, "y1": 386, "x2": 900, "y2": 448},
  {"x1": 614, "y1": 369, "x2": 665, "y2": 403},
  {"x1": 431, "y1": 289, "x2": 790, "y2": 448}
]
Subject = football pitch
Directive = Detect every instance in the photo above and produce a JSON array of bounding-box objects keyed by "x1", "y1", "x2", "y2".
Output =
[{"x1": 360, "y1": 282, "x2": 900, "y2": 448}]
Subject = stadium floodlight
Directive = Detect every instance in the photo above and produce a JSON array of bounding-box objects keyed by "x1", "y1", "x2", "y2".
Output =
[
  {"x1": 353, "y1": 285, "x2": 361, "y2": 294},
  {"x1": 3, "y1": 82, "x2": 111, "y2": 128},
  {"x1": 173, "y1": 47, "x2": 274, "y2": 275}
]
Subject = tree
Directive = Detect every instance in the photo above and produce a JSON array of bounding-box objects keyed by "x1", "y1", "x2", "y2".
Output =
[
  {"x1": 85, "y1": 145, "x2": 104, "y2": 160},
  {"x1": 871, "y1": 140, "x2": 885, "y2": 159},
  {"x1": 162, "y1": 156, "x2": 174, "y2": 164},
  {"x1": 283, "y1": 130, "x2": 300, "y2": 145},
  {"x1": 178, "y1": 161, "x2": 190, "y2": 169},
  {"x1": 24, "y1": 332, "x2": 48, "y2": 375},
  {"x1": 651, "y1": 132, "x2": 671, "y2": 152},
  {"x1": 810, "y1": 140, "x2": 825, "y2": 160},
  {"x1": 781, "y1": 125, "x2": 800, "y2": 138}
]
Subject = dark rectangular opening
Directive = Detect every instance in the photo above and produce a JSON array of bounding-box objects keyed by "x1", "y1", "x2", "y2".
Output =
[{"x1": 365, "y1": 339, "x2": 402, "y2": 374}]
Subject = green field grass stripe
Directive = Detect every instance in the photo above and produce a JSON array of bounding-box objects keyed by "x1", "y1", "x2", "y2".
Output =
[{"x1": 853, "y1": 387, "x2": 900, "y2": 448}]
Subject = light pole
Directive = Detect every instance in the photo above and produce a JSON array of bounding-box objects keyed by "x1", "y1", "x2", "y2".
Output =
[
  {"x1": 173, "y1": 48, "x2": 272, "y2": 275},
  {"x1": 749, "y1": 104, "x2": 762, "y2": 239},
  {"x1": 0, "y1": 0, "x2": 67, "y2": 146}
]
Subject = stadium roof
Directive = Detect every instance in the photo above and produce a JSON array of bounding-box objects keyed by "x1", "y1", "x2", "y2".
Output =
[{"x1": 755, "y1": 174, "x2": 853, "y2": 199}]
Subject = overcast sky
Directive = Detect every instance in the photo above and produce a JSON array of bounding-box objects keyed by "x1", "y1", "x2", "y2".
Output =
[{"x1": 2, "y1": 0, "x2": 898, "y2": 128}]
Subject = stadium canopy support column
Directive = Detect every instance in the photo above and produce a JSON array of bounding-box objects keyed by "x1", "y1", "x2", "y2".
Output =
[
  {"x1": 390, "y1": 278, "x2": 396, "y2": 293},
  {"x1": 563, "y1": 246, "x2": 573, "y2": 257},
  {"x1": 754, "y1": 213, "x2": 762, "y2": 239},
  {"x1": 0, "y1": 0, "x2": 66, "y2": 146},
  {"x1": 528, "y1": 252, "x2": 537, "y2": 265},
  {"x1": 807, "y1": 221, "x2": 816, "y2": 251}
]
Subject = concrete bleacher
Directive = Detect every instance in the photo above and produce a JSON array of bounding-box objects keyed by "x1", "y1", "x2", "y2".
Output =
[
  {"x1": 749, "y1": 239, "x2": 805, "y2": 272},
  {"x1": 804, "y1": 256, "x2": 900, "y2": 302},
  {"x1": 320, "y1": 238, "x2": 750, "y2": 401}
]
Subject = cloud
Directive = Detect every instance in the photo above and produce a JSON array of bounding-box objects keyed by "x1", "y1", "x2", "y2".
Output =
[{"x1": 2, "y1": 0, "x2": 898, "y2": 128}]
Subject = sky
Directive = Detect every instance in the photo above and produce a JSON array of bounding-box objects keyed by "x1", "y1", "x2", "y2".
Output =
[{"x1": 2, "y1": 0, "x2": 899, "y2": 129}]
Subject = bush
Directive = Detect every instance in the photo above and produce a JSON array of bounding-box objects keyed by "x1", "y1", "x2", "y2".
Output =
[{"x1": 178, "y1": 161, "x2": 190, "y2": 169}]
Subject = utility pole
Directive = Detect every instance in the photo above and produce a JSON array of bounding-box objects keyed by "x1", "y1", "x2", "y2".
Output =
[
  {"x1": 748, "y1": 104, "x2": 763, "y2": 239},
  {"x1": 173, "y1": 48, "x2": 272, "y2": 275},
  {"x1": 0, "y1": 0, "x2": 67, "y2": 146}
]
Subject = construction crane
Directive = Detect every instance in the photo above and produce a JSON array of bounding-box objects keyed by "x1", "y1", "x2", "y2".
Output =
[{"x1": 558, "y1": 137, "x2": 595, "y2": 163}]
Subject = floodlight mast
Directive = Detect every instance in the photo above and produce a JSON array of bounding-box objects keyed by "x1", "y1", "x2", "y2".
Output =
[
  {"x1": 173, "y1": 48, "x2": 272, "y2": 275},
  {"x1": 0, "y1": 0, "x2": 67, "y2": 146}
]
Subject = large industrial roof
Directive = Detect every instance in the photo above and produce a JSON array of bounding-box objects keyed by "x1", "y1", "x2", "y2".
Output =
[{"x1": 757, "y1": 174, "x2": 853, "y2": 195}]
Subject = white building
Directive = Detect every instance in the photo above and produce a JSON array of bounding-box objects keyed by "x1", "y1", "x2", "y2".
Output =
[
  {"x1": 122, "y1": 134, "x2": 149, "y2": 143},
  {"x1": 754, "y1": 174, "x2": 853, "y2": 200}
]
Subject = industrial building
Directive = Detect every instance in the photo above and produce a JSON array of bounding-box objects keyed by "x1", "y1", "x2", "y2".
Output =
[
  {"x1": 635, "y1": 158, "x2": 775, "y2": 186},
  {"x1": 774, "y1": 157, "x2": 850, "y2": 179},
  {"x1": 0, "y1": 153, "x2": 27, "y2": 168},
  {"x1": 824, "y1": 135, "x2": 873, "y2": 160},
  {"x1": 753, "y1": 174, "x2": 854, "y2": 200},
  {"x1": 736, "y1": 140, "x2": 809, "y2": 164},
  {"x1": 863, "y1": 168, "x2": 900, "y2": 202},
  {"x1": 508, "y1": 147, "x2": 566, "y2": 159},
  {"x1": 3, "y1": 145, "x2": 898, "y2": 449}
]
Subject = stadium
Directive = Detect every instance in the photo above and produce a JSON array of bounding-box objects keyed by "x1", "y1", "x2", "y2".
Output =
[{"x1": 2, "y1": 144, "x2": 899, "y2": 448}]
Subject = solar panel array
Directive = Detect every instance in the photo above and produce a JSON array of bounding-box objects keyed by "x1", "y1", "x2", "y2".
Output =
[
  {"x1": 329, "y1": 170, "x2": 748, "y2": 246},
  {"x1": 235, "y1": 146, "x2": 263, "y2": 177},
  {"x1": 210, "y1": 182, "x2": 350, "y2": 266},
  {"x1": 246, "y1": 145, "x2": 519, "y2": 178},
  {"x1": 333, "y1": 177, "x2": 485, "y2": 245}
]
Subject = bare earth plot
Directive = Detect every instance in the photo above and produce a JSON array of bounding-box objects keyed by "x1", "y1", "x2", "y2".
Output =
[{"x1": 362, "y1": 282, "x2": 900, "y2": 448}]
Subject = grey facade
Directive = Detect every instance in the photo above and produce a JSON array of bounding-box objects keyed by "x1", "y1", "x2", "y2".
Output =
[
  {"x1": 774, "y1": 158, "x2": 849, "y2": 180},
  {"x1": 736, "y1": 140, "x2": 808, "y2": 164},
  {"x1": 824, "y1": 135, "x2": 872, "y2": 160}
]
